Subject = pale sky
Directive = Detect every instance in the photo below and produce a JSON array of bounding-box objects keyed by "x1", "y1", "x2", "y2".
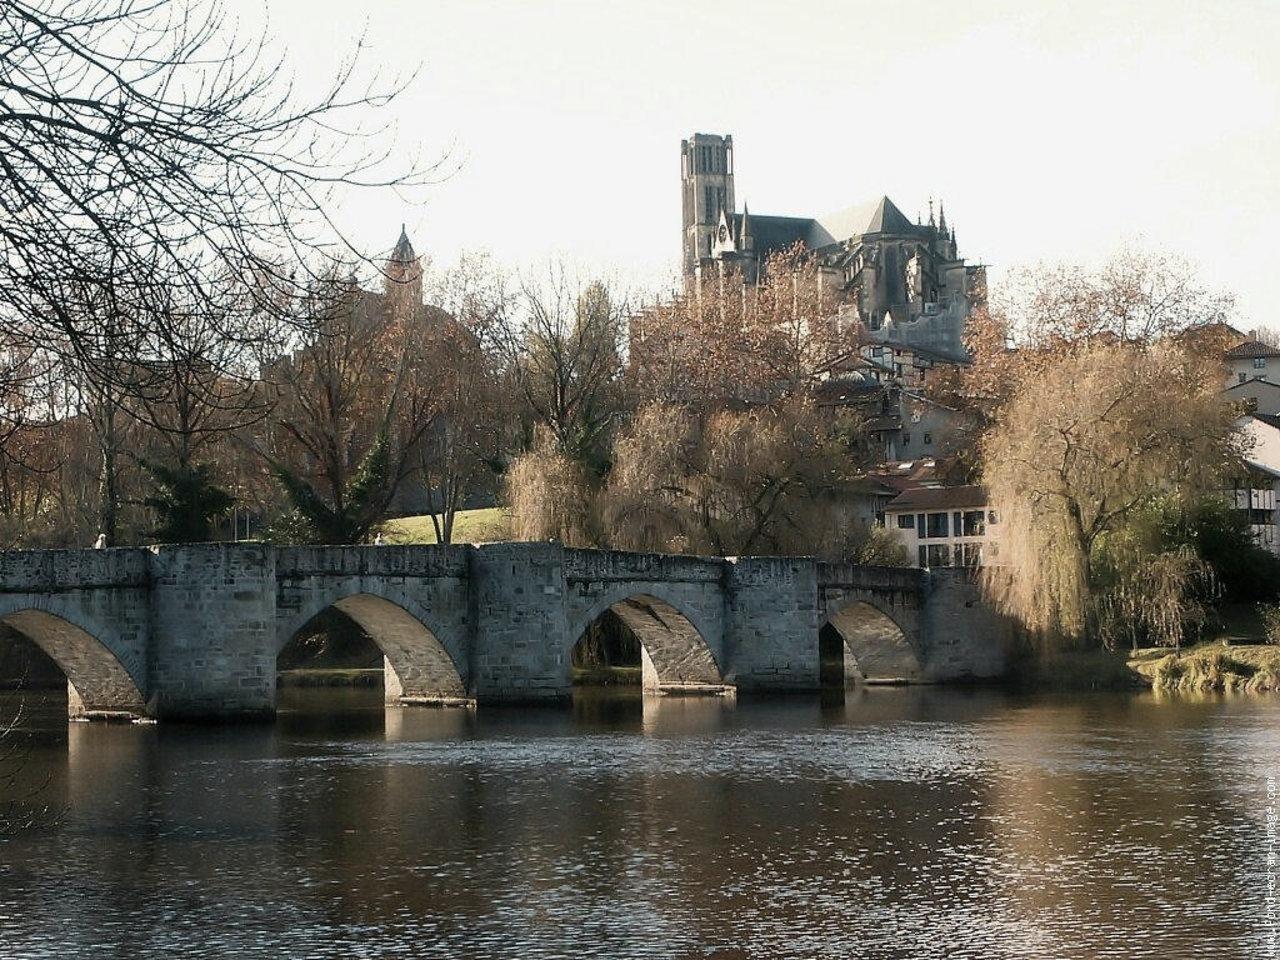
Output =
[{"x1": 256, "y1": 0, "x2": 1279, "y2": 324}]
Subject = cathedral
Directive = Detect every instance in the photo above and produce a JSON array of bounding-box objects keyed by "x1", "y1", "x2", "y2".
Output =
[{"x1": 681, "y1": 133, "x2": 985, "y2": 356}]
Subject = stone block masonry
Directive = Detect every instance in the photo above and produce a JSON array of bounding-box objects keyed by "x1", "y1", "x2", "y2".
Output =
[{"x1": 0, "y1": 542, "x2": 1014, "y2": 721}]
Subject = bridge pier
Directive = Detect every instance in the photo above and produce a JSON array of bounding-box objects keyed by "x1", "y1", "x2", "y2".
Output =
[
  {"x1": 724, "y1": 557, "x2": 822, "y2": 692},
  {"x1": 470, "y1": 543, "x2": 572, "y2": 703},
  {"x1": 148, "y1": 544, "x2": 277, "y2": 721}
]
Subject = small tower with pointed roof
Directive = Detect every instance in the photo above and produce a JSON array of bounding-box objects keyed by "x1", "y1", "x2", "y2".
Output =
[{"x1": 384, "y1": 223, "x2": 423, "y2": 321}]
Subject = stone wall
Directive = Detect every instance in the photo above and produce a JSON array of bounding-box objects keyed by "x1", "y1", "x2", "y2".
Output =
[
  {"x1": 148, "y1": 543, "x2": 277, "y2": 719},
  {"x1": 471, "y1": 542, "x2": 570, "y2": 701},
  {"x1": 0, "y1": 543, "x2": 1012, "y2": 720},
  {"x1": 918, "y1": 568, "x2": 1014, "y2": 681},
  {"x1": 726, "y1": 557, "x2": 821, "y2": 691}
]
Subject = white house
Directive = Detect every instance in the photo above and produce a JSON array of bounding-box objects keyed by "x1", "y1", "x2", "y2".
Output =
[
  {"x1": 882, "y1": 484, "x2": 1001, "y2": 568},
  {"x1": 1233, "y1": 414, "x2": 1280, "y2": 554},
  {"x1": 1225, "y1": 340, "x2": 1280, "y2": 386},
  {"x1": 1224, "y1": 377, "x2": 1280, "y2": 417}
]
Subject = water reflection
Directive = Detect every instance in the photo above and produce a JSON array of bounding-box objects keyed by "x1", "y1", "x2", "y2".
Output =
[{"x1": 1, "y1": 687, "x2": 1276, "y2": 958}]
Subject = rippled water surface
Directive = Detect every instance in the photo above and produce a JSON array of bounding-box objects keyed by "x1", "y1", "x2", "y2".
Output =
[{"x1": 1, "y1": 686, "x2": 1278, "y2": 959}]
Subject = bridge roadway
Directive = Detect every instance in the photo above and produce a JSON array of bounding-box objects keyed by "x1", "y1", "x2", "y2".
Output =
[{"x1": 0, "y1": 542, "x2": 1012, "y2": 720}]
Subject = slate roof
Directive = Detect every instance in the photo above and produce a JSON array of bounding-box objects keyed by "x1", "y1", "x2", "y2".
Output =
[
  {"x1": 812, "y1": 378, "x2": 886, "y2": 405},
  {"x1": 729, "y1": 195, "x2": 926, "y2": 259},
  {"x1": 1225, "y1": 340, "x2": 1280, "y2": 359},
  {"x1": 863, "y1": 197, "x2": 916, "y2": 235},
  {"x1": 390, "y1": 224, "x2": 416, "y2": 262},
  {"x1": 728, "y1": 213, "x2": 812, "y2": 256},
  {"x1": 885, "y1": 484, "x2": 989, "y2": 512}
]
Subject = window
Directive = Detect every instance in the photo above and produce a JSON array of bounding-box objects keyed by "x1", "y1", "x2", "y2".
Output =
[
  {"x1": 923, "y1": 432, "x2": 933, "y2": 445},
  {"x1": 1240, "y1": 372, "x2": 1249, "y2": 383},
  {"x1": 916, "y1": 513, "x2": 926, "y2": 537},
  {"x1": 987, "y1": 510, "x2": 999, "y2": 525},
  {"x1": 925, "y1": 544, "x2": 952, "y2": 567},
  {"x1": 959, "y1": 543, "x2": 983, "y2": 567},
  {"x1": 1250, "y1": 509, "x2": 1271, "y2": 525},
  {"x1": 925, "y1": 512, "x2": 949, "y2": 538},
  {"x1": 896, "y1": 513, "x2": 916, "y2": 529},
  {"x1": 1256, "y1": 357, "x2": 1267, "y2": 369},
  {"x1": 918, "y1": 545, "x2": 927, "y2": 567},
  {"x1": 1247, "y1": 397, "x2": 1260, "y2": 413},
  {"x1": 961, "y1": 510, "x2": 986, "y2": 536},
  {"x1": 902, "y1": 432, "x2": 911, "y2": 446}
]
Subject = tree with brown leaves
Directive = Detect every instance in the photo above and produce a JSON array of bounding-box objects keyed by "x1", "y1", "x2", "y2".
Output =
[{"x1": 981, "y1": 339, "x2": 1242, "y2": 646}]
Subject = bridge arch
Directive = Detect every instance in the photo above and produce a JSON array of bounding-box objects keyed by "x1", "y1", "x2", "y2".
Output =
[
  {"x1": 568, "y1": 589, "x2": 725, "y2": 692},
  {"x1": 0, "y1": 601, "x2": 147, "y2": 718},
  {"x1": 822, "y1": 598, "x2": 923, "y2": 685},
  {"x1": 276, "y1": 592, "x2": 467, "y2": 703}
]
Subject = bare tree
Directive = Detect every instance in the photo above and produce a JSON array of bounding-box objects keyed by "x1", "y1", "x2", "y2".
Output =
[
  {"x1": 418, "y1": 253, "x2": 514, "y2": 543},
  {"x1": 502, "y1": 265, "x2": 626, "y2": 468},
  {"x1": 1, "y1": 0, "x2": 437, "y2": 409},
  {"x1": 628, "y1": 245, "x2": 855, "y2": 408},
  {"x1": 263, "y1": 273, "x2": 440, "y2": 543}
]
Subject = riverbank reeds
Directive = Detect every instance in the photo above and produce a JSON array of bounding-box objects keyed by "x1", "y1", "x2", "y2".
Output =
[{"x1": 1139, "y1": 645, "x2": 1280, "y2": 694}]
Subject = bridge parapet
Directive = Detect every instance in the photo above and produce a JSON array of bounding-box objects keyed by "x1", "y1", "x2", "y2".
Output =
[
  {"x1": 275, "y1": 543, "x2": 472, "y2": 580},
  {"x1": 563, "y1": 548, "x2": 724, "y2": 584},
  {"x1": 817, "y1": 562, "x2": 926, "y2": 594},
  {"x1": 0, "y1": 547, "x2": 151, "y2": 593}
]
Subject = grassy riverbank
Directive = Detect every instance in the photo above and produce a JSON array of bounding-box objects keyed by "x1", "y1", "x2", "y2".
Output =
[
  {"x1": 1015, "y1": 640, "x2": 1280, "y2": 694},
  {"x1": 1130, "y1": 643, "x2": 1280, "y2": 694},
  {"x1": 381, "y1": 508, "x2": 508, "y2": 545},
  {"x1": 1010, "y1": 602, "x2": 1280, "y2": 694}
]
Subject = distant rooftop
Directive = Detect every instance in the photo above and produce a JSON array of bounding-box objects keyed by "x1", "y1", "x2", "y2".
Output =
[
  {"x1": 885, "y1": 484, "x2": 989, "y2": 512},
  {"x1": 1225, "y1": 340, "x2": 1280, "y2": 360}
]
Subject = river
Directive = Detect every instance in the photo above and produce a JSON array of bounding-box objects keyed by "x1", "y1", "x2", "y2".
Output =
[{"x1": 0, "y1": 686, "x2": 1277, "y2": 959}]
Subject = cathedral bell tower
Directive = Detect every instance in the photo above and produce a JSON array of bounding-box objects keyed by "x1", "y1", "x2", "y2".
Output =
[{"x1": 681, "y1": 133, "x2": 735, "y2": 277}]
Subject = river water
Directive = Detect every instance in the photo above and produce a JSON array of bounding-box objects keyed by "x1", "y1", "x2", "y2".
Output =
[{"x1": 0, "y1": 686, "x2": 1277, "y2": 959}]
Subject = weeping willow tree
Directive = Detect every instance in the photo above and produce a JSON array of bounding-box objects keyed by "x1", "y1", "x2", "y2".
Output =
[
  {"x1": 504, "y1": 428, "x2": 598, "y2": 547},
  {"x1": 981, "y1": 339, "x2": 1243, "y2": 648},
  {"x1": 599, "y1": 398, "x2": 871, "y2": 557}
]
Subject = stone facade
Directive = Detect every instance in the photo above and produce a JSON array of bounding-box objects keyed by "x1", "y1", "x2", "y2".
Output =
[
  {"x1": 0, "y1": 542, "x2": 1013, "y2": 720},
  {"x1": 680, "y1": 131, "x2": 986, "y2": 355}
]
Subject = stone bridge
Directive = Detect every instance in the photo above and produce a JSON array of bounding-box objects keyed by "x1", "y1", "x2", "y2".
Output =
[{"x1": 0, "y1": 542, "x2": 1012, "y2": 721}]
